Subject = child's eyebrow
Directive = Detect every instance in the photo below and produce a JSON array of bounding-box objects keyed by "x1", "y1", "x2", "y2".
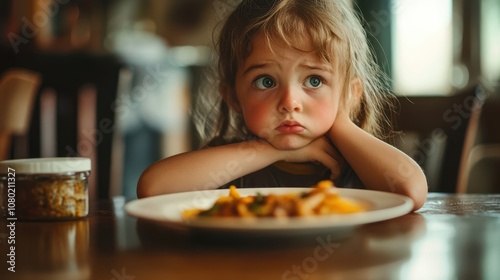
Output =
[
  {"x1": 299, "y1": 63, "x2": 333, "y2": 73},
  {"x1": 242, "y1": 63, "x2": 270, "y2": 76},
  {"x1": 241, "y1": 62, "x2": 333, "y2": 76}
]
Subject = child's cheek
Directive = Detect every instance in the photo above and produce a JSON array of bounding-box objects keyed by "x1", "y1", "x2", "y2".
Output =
[
  {"x1": 313, "y1": 103, "x2": 338, "y2": 131},
  {"x1": 243, "y1": 105, "x2": 272, "y2": 135}
]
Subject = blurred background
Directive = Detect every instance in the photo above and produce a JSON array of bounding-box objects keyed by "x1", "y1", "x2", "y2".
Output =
[{"x1": 1, "y1": 0, "x2": 499, "y2": 200}]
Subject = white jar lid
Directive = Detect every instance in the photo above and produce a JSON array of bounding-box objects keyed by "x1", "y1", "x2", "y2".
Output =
[{"x1": 0, "y1": 157, "x2": 91, "y2": 174}]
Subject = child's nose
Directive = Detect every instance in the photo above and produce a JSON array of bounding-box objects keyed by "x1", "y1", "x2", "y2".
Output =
[{"x1": 278, "y1": 86, "x2": 302, "y2": 113}]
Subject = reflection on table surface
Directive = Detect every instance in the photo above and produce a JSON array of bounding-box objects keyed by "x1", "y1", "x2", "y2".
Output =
[{"x1": 1, "y1": 193, "x2": 499, "y2": 280}]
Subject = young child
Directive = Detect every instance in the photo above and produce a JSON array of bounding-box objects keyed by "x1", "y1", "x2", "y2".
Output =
[{"x1": 137, "y1": 0, "x2": 427, "y2": 210}]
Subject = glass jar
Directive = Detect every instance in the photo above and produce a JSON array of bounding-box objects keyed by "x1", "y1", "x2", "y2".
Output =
[{"x1": 0, "y1": 157, "x2": 91, "y2": 220}]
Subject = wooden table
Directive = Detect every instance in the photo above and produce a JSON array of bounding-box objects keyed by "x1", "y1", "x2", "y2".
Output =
[{"x1": 1, "y1": 193, "x2": 499, "y2": 280}]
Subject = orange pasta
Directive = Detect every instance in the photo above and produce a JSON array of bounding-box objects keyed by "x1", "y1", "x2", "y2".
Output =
[{"x1": 182, "y1": 180, "x2": 366, "y2": 219}]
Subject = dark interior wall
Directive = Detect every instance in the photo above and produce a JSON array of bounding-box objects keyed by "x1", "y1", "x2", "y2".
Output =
[{"x1": 355, "y1": 0, "x2": 393, "y2": 82}]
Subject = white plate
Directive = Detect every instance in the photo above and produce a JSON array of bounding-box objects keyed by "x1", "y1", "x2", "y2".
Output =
[
  {"x1": 125, "y1": 188, "x2": 413, "y2": 232},
  {"x1": 125, "y1": 188, "x2": 413, "y2": 233}
]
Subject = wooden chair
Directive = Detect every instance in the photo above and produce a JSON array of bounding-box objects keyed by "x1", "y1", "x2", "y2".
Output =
[
  {"x1": 458, "y1": 94, "x2": 500, "y2": 193},
  {"x1": 385, "y1": 84, "x2": 486, "y2": 192},
  {"x1": 0, "y1": 51, "x2": 130, "y2": 200},
  {"x1": 0, "y1": 69, "x2": 41, "y2": 160}
]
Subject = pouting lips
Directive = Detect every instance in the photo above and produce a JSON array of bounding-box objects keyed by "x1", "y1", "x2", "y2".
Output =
[{"x1": 276, "y1": 120, "x2": 305, "y2": 133}]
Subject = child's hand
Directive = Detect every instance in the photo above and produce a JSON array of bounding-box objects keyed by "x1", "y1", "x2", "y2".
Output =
[
  {"x1": 282, "y1": 137, "x2": 344, "y2": 180},
  {"x1": 328, "y1": 110, "x2": 352, "y2": 141}
]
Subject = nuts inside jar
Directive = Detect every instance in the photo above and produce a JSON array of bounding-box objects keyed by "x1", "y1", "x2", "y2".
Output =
[{"x1": 14, "y1": 175, "x2": 88, "y2": 219}]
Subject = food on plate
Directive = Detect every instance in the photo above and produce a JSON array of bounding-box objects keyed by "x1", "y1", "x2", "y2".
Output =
[{"x1": 182, "y1": 180, "x2": 366, "y2": 219}]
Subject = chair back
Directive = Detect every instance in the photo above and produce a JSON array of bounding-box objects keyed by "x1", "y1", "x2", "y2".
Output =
[
  {"x1": 0, "y1": 52, "x2": 130, "y2": 200},
  {"x1": 385, "y1": 84, "x2": 486, "y2": 192},
  {"x1": 458, "y1": 94, "x2": 500, "y2": 193},
  {"x1": 0, "y1": 69, "x2": 41, "y2": 160}
]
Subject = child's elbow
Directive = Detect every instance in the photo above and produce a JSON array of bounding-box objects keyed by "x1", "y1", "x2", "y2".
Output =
[
  {"x1": 399, "y1": 179, "x2": 428, "y2": 211},
  {"x1": 136, "y1": 170, "x2": 155, "y2": 199}
]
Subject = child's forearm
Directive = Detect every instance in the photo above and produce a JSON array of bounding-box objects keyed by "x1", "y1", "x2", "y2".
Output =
[
  {"x1": 329, "y1": 115, "x2": 428, "y2": 210},
  {"x1": 137, "y1": 140, "x2": 281, "y2": 198}
]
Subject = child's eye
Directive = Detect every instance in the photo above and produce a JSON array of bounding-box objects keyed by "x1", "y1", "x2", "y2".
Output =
[
  {"x1": 254, "y1": 76, "x2": 276, "y2": 89},
  {"x1": 304, "y1": 76, "x2": 323, "y2": 88}
]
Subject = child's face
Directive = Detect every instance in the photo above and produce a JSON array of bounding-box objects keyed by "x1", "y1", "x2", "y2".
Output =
[{"x1": 235, "y1": 34, "x2": 341, "y2": 150}]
